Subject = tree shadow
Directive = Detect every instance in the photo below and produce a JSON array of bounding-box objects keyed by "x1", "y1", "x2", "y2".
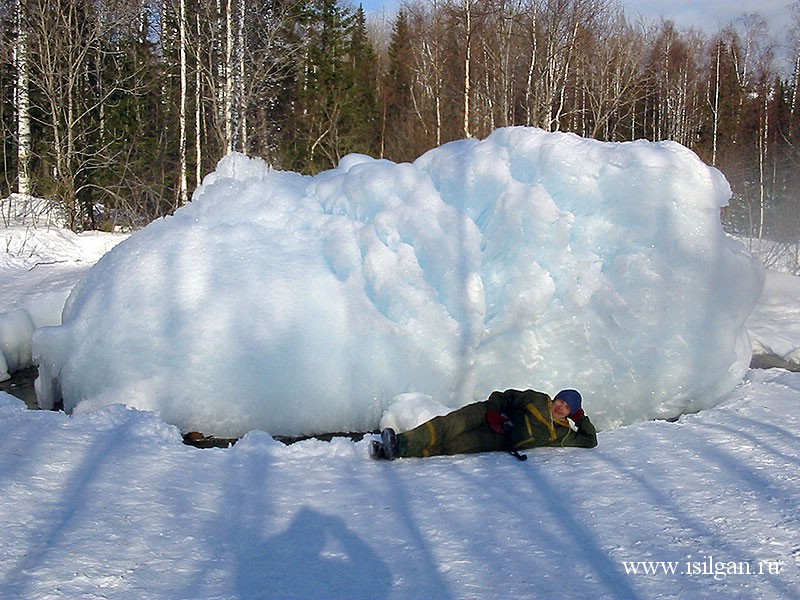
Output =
[
  {"x1": 513, "y1": 458, "x2": 646, "y2": 599},
  {"x1": 235, "y1": 506, "x2": 392, "y2": 600}
]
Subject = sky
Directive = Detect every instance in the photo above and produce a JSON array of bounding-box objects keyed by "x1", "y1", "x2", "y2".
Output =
[
  {"x1": 359, "y1": 0, "x2": 796, "y2": 73},
  {"x1": 619, "y1": 0, "x2": 792, "y2": 35},
  {"x1": 362, "y1": 0, "x2": 793, "y2": 38}
]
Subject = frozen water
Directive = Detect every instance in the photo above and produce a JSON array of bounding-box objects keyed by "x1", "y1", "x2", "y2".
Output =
[{"x1": 32, "y1": 127, "x2": 764, "y2": 436}]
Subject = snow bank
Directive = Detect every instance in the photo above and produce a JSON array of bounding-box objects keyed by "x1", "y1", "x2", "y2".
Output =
[
  {"x1": 1, "y1": 193, "x2": 66, "y2": 228},
  {"x1": 747, "y1": 270, "x2": 800, "y2": 365},
  {"x1": 32, "y1": 127, "x2": 764, "y2": 436}
]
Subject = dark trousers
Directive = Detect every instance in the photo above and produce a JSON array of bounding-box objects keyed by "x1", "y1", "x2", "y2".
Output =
[{"x1": 397, "y1": 401, "x2": 505, "y2": 457}]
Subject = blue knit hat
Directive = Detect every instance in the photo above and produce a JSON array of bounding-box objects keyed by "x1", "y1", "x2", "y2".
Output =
[{"x1": 554, "y1": 389, "x2": 582, "y2": 414}]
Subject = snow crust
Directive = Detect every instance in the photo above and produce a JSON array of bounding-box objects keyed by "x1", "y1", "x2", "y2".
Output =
[{"x1": 31, "y1": 127, "x2": 764, "y2": 436}]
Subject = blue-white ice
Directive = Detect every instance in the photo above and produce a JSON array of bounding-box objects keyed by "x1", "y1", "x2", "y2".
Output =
[{"x1": 32, "y1": 127, "x2": 764, "y2": 436}]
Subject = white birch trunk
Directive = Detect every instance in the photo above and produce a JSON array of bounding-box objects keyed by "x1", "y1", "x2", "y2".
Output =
[
  {"x1": 712, "y1": 41, "x2": 721, "y2": 165},
  {"x1": 225, "y1": 0, "x2": 234, "y2": 153},
  {"x1": 178, "y1": 0, "x2": 188, "y2": 206},
  {"x1": 758, "y1": 90, "x2": 768, "y2": 240},
  {"x1": 463, "y1": 0, "x2": 471, "y2": 139},
  {"x1": 15, "y1": 0, "x2": 30, "y2": 196},
  {"x1": 238, "y1": 0, "x2": 247, "y2": 151},
  {"x1": 195, "y1": 13, "x2": 202, "y2": 188}
]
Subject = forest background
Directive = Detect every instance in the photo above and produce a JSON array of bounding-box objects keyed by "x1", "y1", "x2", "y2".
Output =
[{"x1": 2, "y1": 0, "x2": 800, "y2": 272}]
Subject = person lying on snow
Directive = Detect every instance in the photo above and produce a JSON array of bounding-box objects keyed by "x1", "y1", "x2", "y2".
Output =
[{"x1": 370, "y1": 389, "x2": 597, "y2": 461}]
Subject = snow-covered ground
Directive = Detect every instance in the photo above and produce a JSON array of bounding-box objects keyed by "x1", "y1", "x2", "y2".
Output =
[
  {"x1": 1, "y1": 235, "x2": 799, "y2": 600},
  {"x1": 2, "y1": 132, "x2": 800, "y2": 597},
  {"x1": 0, "y1": 372, "x2": 798, "y2": 600}
]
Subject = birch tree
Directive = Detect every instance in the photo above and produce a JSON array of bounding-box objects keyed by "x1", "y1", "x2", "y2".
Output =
[
  {"x1": 472, "y1": 0, "x2": 526, "y2": 133},
  {"x1": 21, "y1": 0, "x2": 146, "y2": 229},
  {"x1": 178, "y1": 0, "x2": 188, "y2": 207},
  {"x1": 409, "y1": 1, "x2": 446, "y2": 151},
  {"x1": 575, "y1": 8, "x2": 643, "y2": 140},
  {"x1": 14, "y1": 0, "x2": 29, "y2": 195},
  {"x1": 461, "y1": 0, "x2": 472, "y2": 137}
]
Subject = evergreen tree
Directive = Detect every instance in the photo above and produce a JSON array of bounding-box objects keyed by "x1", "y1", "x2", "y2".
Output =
[
  {"x1": 382, "y1": 10, "x2": 417, "y2": 162},
  {"x1": 238, "y1": 0, "x2": 304, "y2": 166},
  {"x1": 94, "y1": 4, "x2": 177, "y2": 227},
  {"x1": 283, "y1": 0, "x2": 352, "y2": 173},
  {"x1": 341, "y1": 6, "x2": 381, "y2": 158}
]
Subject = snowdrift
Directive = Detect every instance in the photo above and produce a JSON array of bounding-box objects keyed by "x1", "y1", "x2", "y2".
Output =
[{"x1": 32, "y1": 127, "x2": 764, "y2": 436}]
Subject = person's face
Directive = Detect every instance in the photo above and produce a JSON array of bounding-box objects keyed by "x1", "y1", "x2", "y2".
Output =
[{"x1": 551, "y1": 398, "x2": 571, "y2": 420}]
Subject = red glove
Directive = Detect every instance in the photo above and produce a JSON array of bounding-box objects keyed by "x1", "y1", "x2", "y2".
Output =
[
  {"x1": 486, "y1": 410, "x2": 513, "y2": 434},
  {"x1": 569, "y1": 408, "x2": 585, "y2": 423}
]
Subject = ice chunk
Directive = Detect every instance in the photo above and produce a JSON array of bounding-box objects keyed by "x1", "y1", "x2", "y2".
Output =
[{"x1": 33, "y1": 128, "x2": 764, "y2": 436}]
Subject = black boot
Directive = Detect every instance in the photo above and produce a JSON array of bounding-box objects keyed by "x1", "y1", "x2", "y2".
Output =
[
  {"x1": 381, "y1": 428, "x2": 400, "y2": 460},
  {"x1": 369, "y1": 440, "x2": 386, "y2": 459}
]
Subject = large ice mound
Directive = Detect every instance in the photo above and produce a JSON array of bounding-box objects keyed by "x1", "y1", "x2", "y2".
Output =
[{"x1": 33, "y1": 127, "x2": 764, "y2": 436}]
